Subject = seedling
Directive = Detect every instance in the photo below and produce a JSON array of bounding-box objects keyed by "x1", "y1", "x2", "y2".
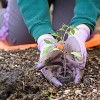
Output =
[
  {"x1": 43, "y1": 24, "x2": 82, "y2": 77},
  {"x1": 43, "y1": 91, "x2": 51, "y2": 100}
]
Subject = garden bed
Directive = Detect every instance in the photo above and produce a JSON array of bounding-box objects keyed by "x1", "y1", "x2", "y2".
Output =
[{"x1": 0, "y1": 46, "x2": 99, "y2": 100}]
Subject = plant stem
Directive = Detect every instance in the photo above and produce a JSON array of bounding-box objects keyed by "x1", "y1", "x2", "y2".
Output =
[
  {"x1": 62, "y1": 27, "x2": 70, "y2": 41},
  {"x1": 63, "y1": 48, "x2": 67, "y2": 77}
]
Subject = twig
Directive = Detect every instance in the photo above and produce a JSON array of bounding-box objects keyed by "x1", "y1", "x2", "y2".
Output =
[{"x1": 63, "y1": 48, "x2": 67, "y2": 77}]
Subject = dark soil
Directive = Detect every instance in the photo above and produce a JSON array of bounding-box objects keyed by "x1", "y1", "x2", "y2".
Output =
[{"x1": 0, "y1": 46, "x2": 99, "y2": 100}]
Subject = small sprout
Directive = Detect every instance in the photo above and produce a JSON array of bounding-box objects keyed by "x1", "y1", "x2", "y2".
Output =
[
  {"x1": 71, "y1": 52, "x2": 82, "y2": 58},
  {"x1": 59, "y1": 24, "x2": 68, "y2": 32},
  {"x1": 43, "y1": 91, "x2": 51, "y2": 100},
  {"x1": 43, "y1": 24, "x2": 81, "y2": 78},
  {"x1": 62, "y1": 24, "x2": 67, "y2": 30}
]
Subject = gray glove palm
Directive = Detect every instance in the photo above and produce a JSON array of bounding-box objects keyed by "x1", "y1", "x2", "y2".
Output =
[
  {"x1": 37, "y1": 45, "x2": 63, "y2": 86},
  {"x1": 64, "y1": 37, "x2": 86, "y2": 83}
]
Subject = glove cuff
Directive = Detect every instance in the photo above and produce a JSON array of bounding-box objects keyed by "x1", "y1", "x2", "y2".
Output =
[{"x1": 69, "y1": 28, "x2": 90, "y2": 42}]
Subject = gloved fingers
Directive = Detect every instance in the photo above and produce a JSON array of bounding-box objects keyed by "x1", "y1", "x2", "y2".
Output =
[
  {"x1": 66, "y1": 58, "x2": 85, "y2": 83},
  {"x1": 74, "y1": 67, "x2": 84, "y2": 83},
  {"x1": 41, "y1": 67, "x2": 62, "y2": 86},
  {"x1": 37, "y1": 50, "x2": 63, "y2": 70},
  {"x1": 68, "y1": 63, "x2": 76, "y2": 78}
]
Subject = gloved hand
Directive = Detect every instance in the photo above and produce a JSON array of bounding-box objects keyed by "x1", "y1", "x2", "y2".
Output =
[
  {"x1": 37, "y1": 34, "x2": 63, "y2": 86},
  {"x1": 64, "y1": 28, "x2": 90, "y2": 83}
]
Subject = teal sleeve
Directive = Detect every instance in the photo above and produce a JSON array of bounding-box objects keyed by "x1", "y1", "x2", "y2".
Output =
[
  {"x1": 71, "y1": 0, "x2": 100, "y2": 33},
  {"x1": 17, "y1": 0, "x2": 54, "y2": 41}
]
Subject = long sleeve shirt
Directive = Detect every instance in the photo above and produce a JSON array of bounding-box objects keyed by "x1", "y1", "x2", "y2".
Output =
[
  {"x1": 71, "y1": 0, "x2": 100, "y2": 33},
  {"x1": 17, "y1": 0, "x2": 100, "y2": 40}
]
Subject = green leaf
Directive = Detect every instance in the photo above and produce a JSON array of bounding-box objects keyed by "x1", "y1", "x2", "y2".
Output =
[
  {"x1": 42, "y1": 45, "x2": 53, "y2": 56},
  {"x1": 71, "y1": 28, "x2": 75, "y2": 35},
  {"x1": 42, "y1": 45, "x2": 55, "y2": 56},
  {"x1": 62, "y1": 24, "x2": 67, "y2": 30},
  {"x1": 44, "y1": 39, "x2": 53, "y2": 44},
  {"x1": 52, "y1": 33, "x2": 60, "y2": 38},
  {"x1": 71, "y1": 52, "x2": 82, "y2": 58}
]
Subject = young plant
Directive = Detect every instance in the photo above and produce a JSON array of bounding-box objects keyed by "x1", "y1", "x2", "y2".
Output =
[{"x1": 44, "y1": 24, "x2": 81, "y2": 77}]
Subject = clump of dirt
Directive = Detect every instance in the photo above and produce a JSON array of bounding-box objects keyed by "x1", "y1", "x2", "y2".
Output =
[{"x1": 0, "y1": 46, "x2": 99, "y2": 100}]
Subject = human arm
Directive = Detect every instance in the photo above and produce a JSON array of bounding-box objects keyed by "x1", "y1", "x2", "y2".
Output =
[
  {"x1": 17, "y1": 0, "x2": 54, "y2": 41},
  {"x1": 66, "y1": 0, "x2": 100, "y2": 83},
  {"x1": 71, "y1": 0, "x2": 100, "y2": 33}
]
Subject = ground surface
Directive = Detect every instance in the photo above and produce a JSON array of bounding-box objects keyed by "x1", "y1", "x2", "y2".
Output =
[{"x1": 0, "y1": 46, "x2": 99, "y2": 100}]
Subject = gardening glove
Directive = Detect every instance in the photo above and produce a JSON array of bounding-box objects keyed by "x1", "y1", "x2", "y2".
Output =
[
  {"x1": 64, "y1": 28, "x2": 90, "y2": 83},
  {"x1": 37, "y1": 34, "x2": 63, "y2": 86}
]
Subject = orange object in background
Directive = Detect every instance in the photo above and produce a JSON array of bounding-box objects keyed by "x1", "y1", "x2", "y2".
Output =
[
  {"x1": 85, "y1": 33, "x2": 100, "y2": 48},
  {"x1": 0, "y1": 41, "x2": 37, "y2": 50},
  {"x1": 0, "y1": 33, "x2": 99, "y2": 50},
  {"x1": 56, "y1": 33, "x2": 100, "y2": 50}
]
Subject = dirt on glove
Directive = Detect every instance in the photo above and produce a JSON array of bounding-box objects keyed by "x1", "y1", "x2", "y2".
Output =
[{"x1": 0, "y1": 46, "x2": 99, "y2": 100}]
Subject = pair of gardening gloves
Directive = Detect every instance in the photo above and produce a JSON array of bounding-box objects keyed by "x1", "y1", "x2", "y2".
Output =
[{"x1": 37, "y1": 28, "x2": 90, "y2": 86}]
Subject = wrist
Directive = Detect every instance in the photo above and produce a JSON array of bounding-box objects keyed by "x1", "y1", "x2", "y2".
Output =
[
  {"x1": 37, "y1": 34, "x2": 54, "y2": 43},
  {"x1": 76, "y1": 24, "x2": 90, "y2": 33}
]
